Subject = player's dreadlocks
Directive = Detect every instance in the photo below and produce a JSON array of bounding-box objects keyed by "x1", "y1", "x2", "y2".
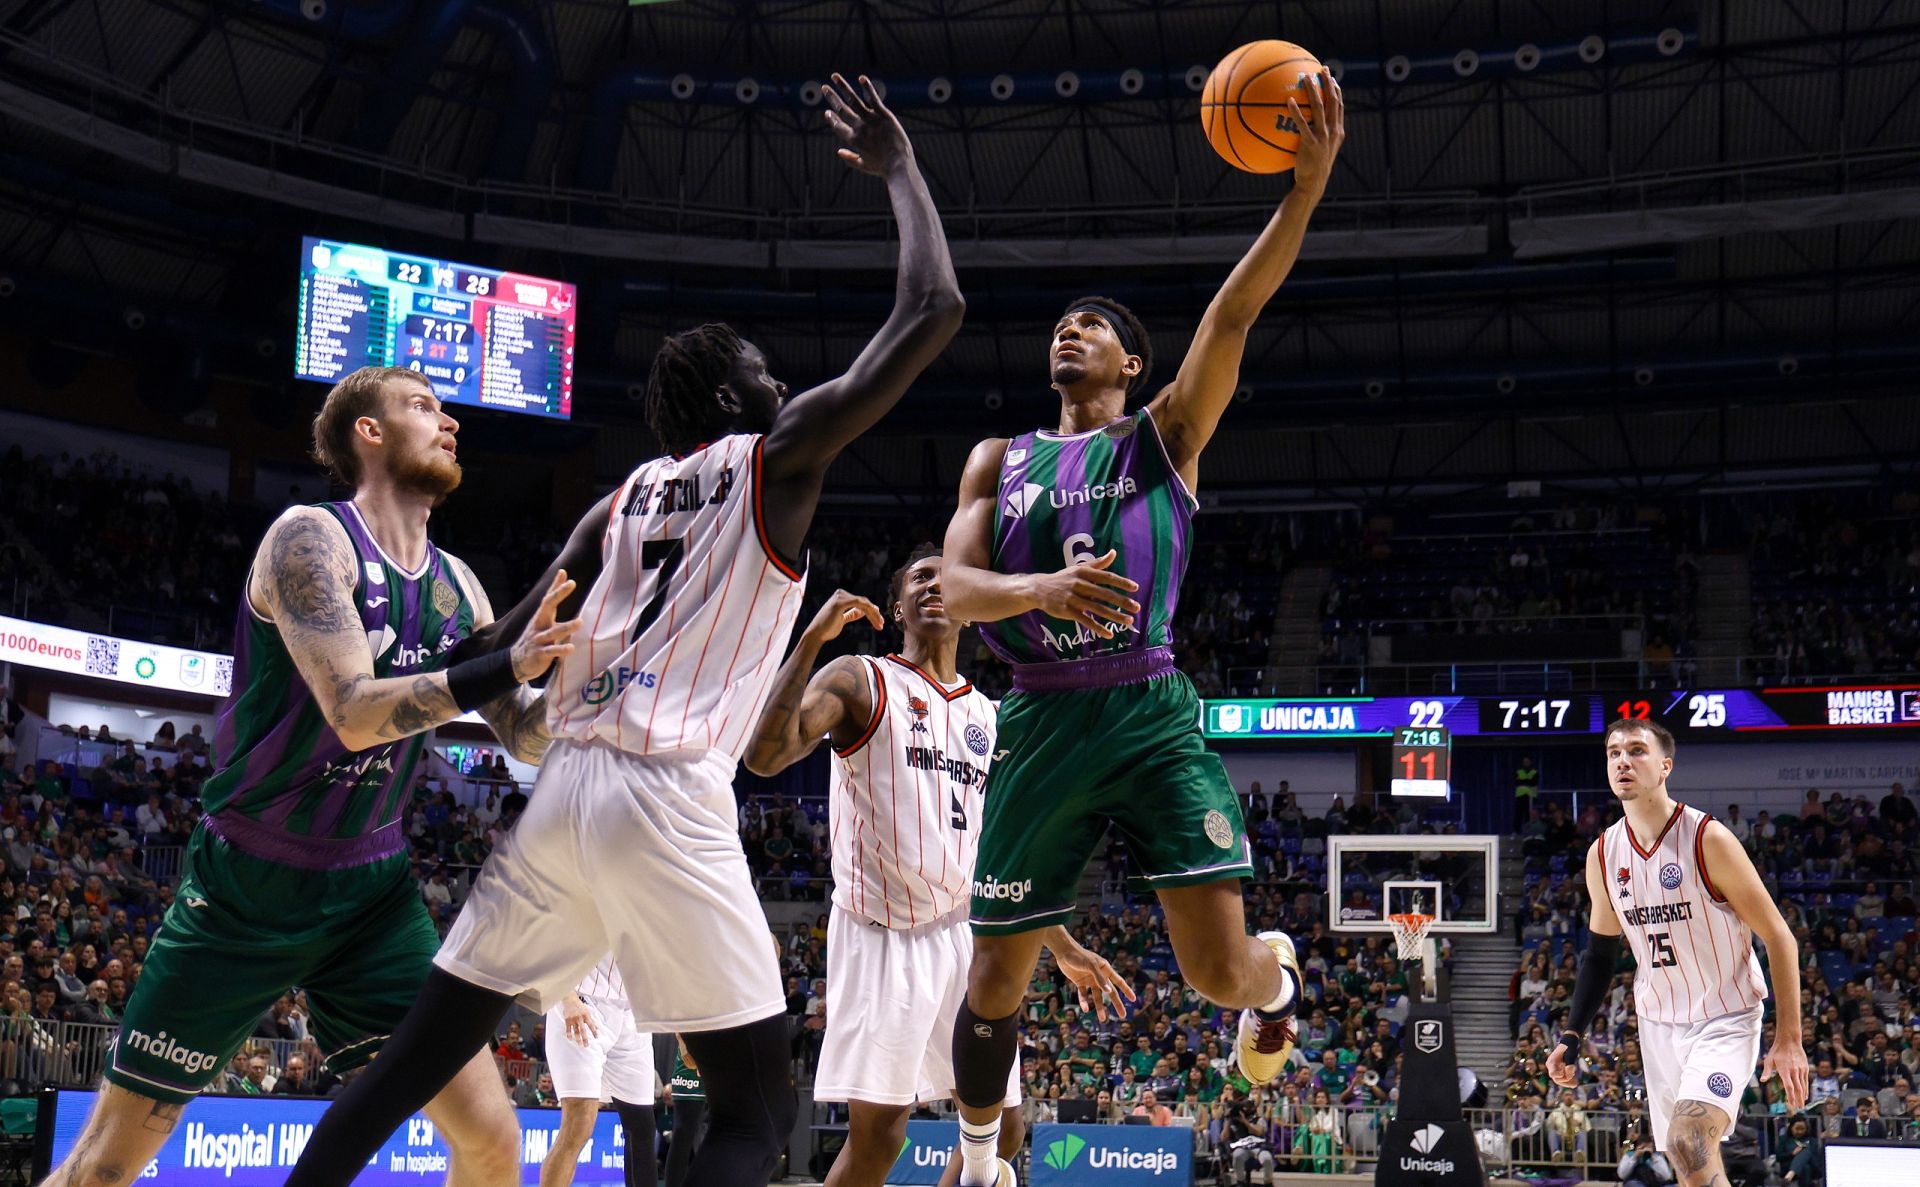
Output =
[
  {"x1": 1061, "y1": 294, "x2": 1154, "y2": 399},
  {"x1": 643, "y1": 323, "x2": 744, "y2": 455}
]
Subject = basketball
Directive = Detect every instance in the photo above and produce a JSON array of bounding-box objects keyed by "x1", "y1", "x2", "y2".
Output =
[{"x1": 1201, "y1": 39, "x2": 1324, "y2": 173}]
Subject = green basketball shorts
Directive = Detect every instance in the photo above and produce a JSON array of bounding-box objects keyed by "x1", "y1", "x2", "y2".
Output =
[
  {"x1": 105, "y1": 825, "x2": 440, "y2": 1103},
  {"x1": 970, "y1": 669, "x2": 1252, "y2": 935}
]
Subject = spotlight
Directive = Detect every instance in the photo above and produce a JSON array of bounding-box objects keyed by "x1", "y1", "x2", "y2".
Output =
[
  {"x1": 734, "y1": 78, "x2": 759, "y2": 104},
  {"x1": 1496, "y1": 373, "x2": 1517, "y2": 395},
  {"x1": 1119, "y1": 68, "x2": 1145, "y2": 95},
  {"x1": 1777, "y1": 355, "x2": 1799, "y2": 377},
  {"x1": 1324, "y1": 58, "x2": 1345, "y2": 82},
  {"x1": 928, "y1": 77, "x2": 952, "y2": 103},
  {"x1": 1364, "y1": 378, "x2": 1386, "y2": 399},
  {"x1": 1453, "y1": 50, "x2": 1480, "y2": 77},
  {"x1": 255, "y1": 337, "x2": 277, "y2": 358},
  {"x1": 1055, "y1": 71, "x2": 1080, "y2": 98},
  {"x1": 123, "y1": 307, "x2": 147, "y2": 331},
  {"x1": 670, "y1": 73, "x2": 696, "y2": 100},
  {"x1": 1578, "y1": 35, "x2": 1606, "y2": 64},
  {"x1": 990, "y1": 74, "x2": 1015, "y2": 100},
  {"x1": 1633, "y1": 366, "x2": 1655, "y2": 387},
  {"x1": 1234, "y1": 384, "x2": 1254, "y2": 404},
  {"x1": 625, "y1": 381, "x2": 647, "y2": 401},
  {"x1": 1384, "y1": 55, "x2": 1412, "y2": 83},
  {"x1": 1184, "y1": 65, "x2": 1209, "y2": 92},
  {"x1": 300, "y1": 0, "x2": 327, "y2": 21},
  {"x1": 1514, "y1": 44, "x2": 1542, "y2": 72},
  {"x1": 984, "y1": 390, "x2": 1004, "y2": 410},
  {"x1": 798, "y1": 80, "x2": 823, "y2": 106},
  {"x1": 0, "y1": 275, "x2": 15, "y2": 299},
  {"x1": 1656, "y1": 28, "x2": 1685, "y2": 56}
]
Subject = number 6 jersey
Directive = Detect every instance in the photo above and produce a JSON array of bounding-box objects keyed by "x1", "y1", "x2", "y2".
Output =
[
  {"x1": 1601, "y1": 802, "x2": 1766, "y2": 1023},
  {"x1": 546, "y1": 435, "x2": 808, "y2": 758}
]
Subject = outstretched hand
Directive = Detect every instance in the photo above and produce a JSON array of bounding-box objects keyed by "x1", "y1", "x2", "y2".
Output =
[
  {"x1": 802, "y1": 589, "x2": 884, "y2": 645},
  {"x1": 823, "y1": 73, "x2": 912, "y2": 176},
  {"x1": 1288, "y1": 69, "x2": 1346, "y2": 198},
  {"x1": 509, "y1": 569, "x2": 580, "y2": 682}
]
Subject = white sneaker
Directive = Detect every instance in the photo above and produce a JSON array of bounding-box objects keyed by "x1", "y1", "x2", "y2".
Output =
[
  {"x1": 961, "y1": 1156, "x2": 1017, "y2": 1187},
  {"x1": 1234, "y1": 931, "x2": 1301, "y2": 1084}
]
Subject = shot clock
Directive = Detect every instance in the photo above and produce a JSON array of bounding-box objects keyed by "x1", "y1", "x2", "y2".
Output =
[{"x1": 1390, "y1": 725, "x2": 1451, "y2": 797}]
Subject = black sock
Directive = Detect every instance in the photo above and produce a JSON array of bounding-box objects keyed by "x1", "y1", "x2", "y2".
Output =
[
  {"x1": 679, "y1": 1015, "x2": 795, "y2": 1187},
  {"x1": 284, "y1": 968, "x2": 511, "y2": 1187},
  {"x1": 665, "y1": 1098, "x2": 706, "y2": 1187},
  {"x1": 614, "y1": 1100, "x2": 658, "y2": 1187},
  {"x1": 950, "y1": 1001, "x2": 1019, "y2": 1110}
]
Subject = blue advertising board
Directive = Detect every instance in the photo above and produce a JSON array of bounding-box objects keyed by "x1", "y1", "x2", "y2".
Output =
[
  {"x1": 39, "y1": 1090, "x2": 638, "y2": 1185},
  {"x1": 1028, "y1": 1122, "x2": 1191, "y2": 1186},
  {"x1": 885, "y1": 1118, "x2": 961, "y2": 1185}
]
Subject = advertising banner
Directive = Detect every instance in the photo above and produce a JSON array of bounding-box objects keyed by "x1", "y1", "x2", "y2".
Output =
[
  {"x1": 0, "y1": 614, "x2": 233, "y2": 698},
  {"x1": 39, "y1": 1090, "x2": 635, "y2": 1185},
  {"x1": 1027, "y1": 1123, "x2": 1191, "y2": 1186}
]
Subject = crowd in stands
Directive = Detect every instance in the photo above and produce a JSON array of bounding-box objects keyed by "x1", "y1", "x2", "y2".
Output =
[
  {"x1": 1504, "y1": 783, "x2": 1920, "y2": 1181},
  {"x1": 0, "y1": 446, "x2": 265, "y2": 649},
  {"x1": 1744, "y1": 490, "x2": 1920, "y2": 684}
]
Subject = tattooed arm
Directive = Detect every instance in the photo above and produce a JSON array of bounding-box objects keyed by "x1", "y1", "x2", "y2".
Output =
[
  {"x1": 444, "y1": 554, "x2": 554, "y2": 765},
  {"x1": 250, "y1": 509, "x2": 573, "y2": 753},
  {"x1": 741, "y1": 590, "x2": 882, "y2": 777}
]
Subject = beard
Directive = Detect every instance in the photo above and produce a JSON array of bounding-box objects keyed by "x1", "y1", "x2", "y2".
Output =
[
  {"x1": 1051, "y1": 358, "x2": 1089, "y2": 388},
  {"x1": 392, "y1": 448, "x2": 463, "y2": 504}
]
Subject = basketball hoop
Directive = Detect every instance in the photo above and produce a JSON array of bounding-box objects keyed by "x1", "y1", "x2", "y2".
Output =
[{"x1": 1387, "y1": 912, "x2": 1434, "y2": 964}]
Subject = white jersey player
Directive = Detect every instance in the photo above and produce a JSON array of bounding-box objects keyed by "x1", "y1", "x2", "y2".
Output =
[
  {"x1": 744, "y1": 548, "x2": 1132, "y2": 1187},
  {"x1": 542, "y1": 955, "x2": 660, "y2": 1187},
  {"x1": 1549, "y1": 718, "x2": 1808, "y2": 1187},
  {"x1": 283, "y1": 73, "x2": 970, "y2": 1187}
]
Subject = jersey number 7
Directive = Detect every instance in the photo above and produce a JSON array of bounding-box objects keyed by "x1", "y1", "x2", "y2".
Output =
[{"x1": 631, "y1": 538, "x2": 687, "y2": 644}]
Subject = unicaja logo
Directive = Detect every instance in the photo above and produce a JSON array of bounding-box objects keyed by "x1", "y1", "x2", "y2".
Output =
[
  {"x1": 1400, "y1": 1123, "x2": 1455, "y2": 1174},
  {"x1": 1044, "y1": 1134, "x2": 1086, "y2": 1170},
  {"x1": 122, "y1": 1028, "x2": 220, "y2": 1075},
  {"x1": 1004, "y1": 482, "x2": 1045, "y2": 519},
  {"x1": 1411, "y1": 1124, "x2": 1444, "y2": 1154}
]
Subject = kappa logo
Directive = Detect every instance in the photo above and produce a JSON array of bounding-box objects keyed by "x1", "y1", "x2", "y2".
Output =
[
  {"x1": 1004, "y1": 481, "x2": 1046, "y2": 519},
  {"x1": 1410, "y1": 1124, "x2": 1445, "y2": 1155},
  {"x1": 1660, "y1": 862, "x2": 1684, "y2": 890},
  {"x1": 1413, "y1": 1019, "x2": 1444, "y2": 1054},
  {"x1": 907, "y1": 696, "x2": 930, "y2": 732},
  {"x1": 1616, "y1": 866, "x2": 1633, "y2": 899}
]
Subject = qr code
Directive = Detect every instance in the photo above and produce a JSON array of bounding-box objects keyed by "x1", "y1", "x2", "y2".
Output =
[
  {"x1": 214, "y1": 656, "x2": 234, "y2": 694},
  {"x1": 85, "y1": 636, "x2": 119, "y2": 677}
]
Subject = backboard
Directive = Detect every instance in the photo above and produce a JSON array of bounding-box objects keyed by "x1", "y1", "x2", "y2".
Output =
[{"x1": 1327, "y1": 835, "x2": 1501, "y2": 935}]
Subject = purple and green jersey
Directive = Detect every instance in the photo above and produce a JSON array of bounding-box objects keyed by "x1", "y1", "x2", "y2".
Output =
[
  {"x1": 985, "y1": 407, "x2": 1195, "y2": 667},
  {"x1": 200, "y1": 501, "x2": 475, "y2": 870}
]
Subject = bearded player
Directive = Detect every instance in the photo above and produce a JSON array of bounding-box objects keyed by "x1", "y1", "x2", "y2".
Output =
[
  {"x1": 1547, "y1": 718, "x2": 1808, "y2": 1186},
  {"x1": 286, "y1": 74, "x2": 964, "y2": 1187},
  {"x1": 743, "y1": 549, "x2": 1133, "y2": 1187},
  {"x1": 934, "y1": 72, "x2": 1345, "y2": 1186},
  {"x1": 40, "y1": 366, "x2": 578, "y2": 1187}
]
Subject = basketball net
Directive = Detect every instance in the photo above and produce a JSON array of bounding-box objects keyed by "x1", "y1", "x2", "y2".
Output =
[{"x1": 1387, "y1": 912, "x2": 1434, "y2": 965}]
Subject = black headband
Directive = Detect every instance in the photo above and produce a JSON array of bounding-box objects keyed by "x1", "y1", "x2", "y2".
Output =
[{"x1": 1064, "y1": 303, "x2": 1139, "y2": 361}]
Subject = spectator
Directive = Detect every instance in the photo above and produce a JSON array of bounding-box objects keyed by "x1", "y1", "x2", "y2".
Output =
[
  {"x1": 273, "y1": 1053, "x2": 314, "y2": 1095},
  {"x1": 514, "y1": 1071, "x2": 558, "y2": 1108},
  {"x1": 1616, "y1": 1133, "x2": 1675, "y2": 1187},
  {"x1": 1130, "y1": 1087, "x2": 1174, "y2": 1126}
]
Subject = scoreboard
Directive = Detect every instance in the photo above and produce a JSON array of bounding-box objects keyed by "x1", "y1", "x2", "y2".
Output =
[
  {"x1": 295, "y1": 237, "x2": 576, "y2": 420},
  {"x1": 1201, "y1": 685, "x2": 1920, "y2": 740}
]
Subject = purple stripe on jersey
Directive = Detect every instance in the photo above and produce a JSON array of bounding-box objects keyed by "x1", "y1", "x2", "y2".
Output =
[
  {"x1": 993, "y1": 431, "x2": 1052, "y2": 661},
  {"x1": 204, "y1": 811, "x2": 405, "y2": 870},
  {"x1": 1115, "y1": 431, "x2": 1155, "y2": 648}
]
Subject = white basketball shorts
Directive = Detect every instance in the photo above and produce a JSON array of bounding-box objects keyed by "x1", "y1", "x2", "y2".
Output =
[
  {"x1": 437, "y1": 740, "x2": 784, "y2": 1029},
  {"x1": 814, "y1": 904, "x2": 1022, "y2": 1107},
  {"x1": 1640, "y1": 1003, "x2": 1762, "y2": 1150},
  {"x1": 546, "y1": 995, "x2": 657, "y2": 1104}
]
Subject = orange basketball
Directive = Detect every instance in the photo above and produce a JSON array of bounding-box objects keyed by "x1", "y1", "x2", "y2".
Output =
[{"x1": 1201, "y1": 40, "x2": 1323, "y2": 174}]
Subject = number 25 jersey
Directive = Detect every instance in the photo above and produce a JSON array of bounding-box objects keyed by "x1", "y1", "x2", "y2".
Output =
[{"x1": 546, "y1": 434, "x2": 808, "y2": 758}]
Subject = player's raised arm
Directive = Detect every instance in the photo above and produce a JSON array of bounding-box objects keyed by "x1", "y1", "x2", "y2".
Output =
[
  {"x1": 1700, "y1": 821, "x2": 1809, "y2": 1111},
  {"x1": 758, "y1": 76, "x2": 964, "y2": 546},
  {"x1": 742, "y1": 591, "x2": 883, "y2": 777},
  {"x1": 442, "y1": 554, "x2": 559, "y2": 765},
  {"x1": 1547, "y1": 838, "x2": 1625, "y2": 1089},
  {"x1": 1146, "y1": 70, "x2": 1345, "y2": 481},
  {"x1": 251, "y1": 507, "x2": 577, "y2": 752},
  {"x1": 938, "y1": 437, "x2": 1141, "y2": 632}
]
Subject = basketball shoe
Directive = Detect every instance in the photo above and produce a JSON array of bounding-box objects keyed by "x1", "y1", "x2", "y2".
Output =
[{"x1": 1234, "y1": 930, "x2": 1302, "y2": 1084}]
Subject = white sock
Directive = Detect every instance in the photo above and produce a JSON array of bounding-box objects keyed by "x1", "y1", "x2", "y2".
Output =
[
  {"x1": 1258, "y1": 964, "x2": 1298, "y2": 1017},
  {"x1": 958, "y1": 1115, "x2": 1001, "y2": 1185}
]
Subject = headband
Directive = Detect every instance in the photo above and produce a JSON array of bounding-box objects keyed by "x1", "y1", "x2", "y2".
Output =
[{"x1": 1063, "y1": 303, "x2": 1139, "y2": 361}]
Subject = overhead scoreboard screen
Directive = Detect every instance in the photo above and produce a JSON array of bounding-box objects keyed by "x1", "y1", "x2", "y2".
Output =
[
  {"x1": 1390, "y1": 725, "x2": 1451, "y2": 798},
  {"x1": 1201, "y1": 685, "x2": 1920, "y2": 740},
  {"x1": 295, "y1": 237, "x2": 575, "y2": 419}
]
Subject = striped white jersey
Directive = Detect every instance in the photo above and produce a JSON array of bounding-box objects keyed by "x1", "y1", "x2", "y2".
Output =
[
  {"x1": 829, "y1": 654, "x2": 996, "y2": 928},
  {"x1": 1601, "y1": 803, "x2": 1767, "y2": 1023},
  {"x1": 547, "y1": 434, "x2": 808, "y2": 758},
  {"x1": 575, "y1": 953, "x2": 628, "y2": 1009}
]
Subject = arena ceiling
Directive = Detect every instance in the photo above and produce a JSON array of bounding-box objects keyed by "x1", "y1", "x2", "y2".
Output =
[{"x1": 0, "y1": 0, "x2": 1918, "y2": 461}]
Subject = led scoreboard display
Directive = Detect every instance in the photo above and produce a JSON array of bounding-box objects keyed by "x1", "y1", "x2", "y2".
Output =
[
  {"x1": 1390, "y1": 726, "x2": 1451, "y2": 798},
  {"x1": 295, "y1": 237, "x2": 575, "y2": 419},
  {"x1": 1201, "y1": 685, "x2": 1920, "y2": 740}
]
